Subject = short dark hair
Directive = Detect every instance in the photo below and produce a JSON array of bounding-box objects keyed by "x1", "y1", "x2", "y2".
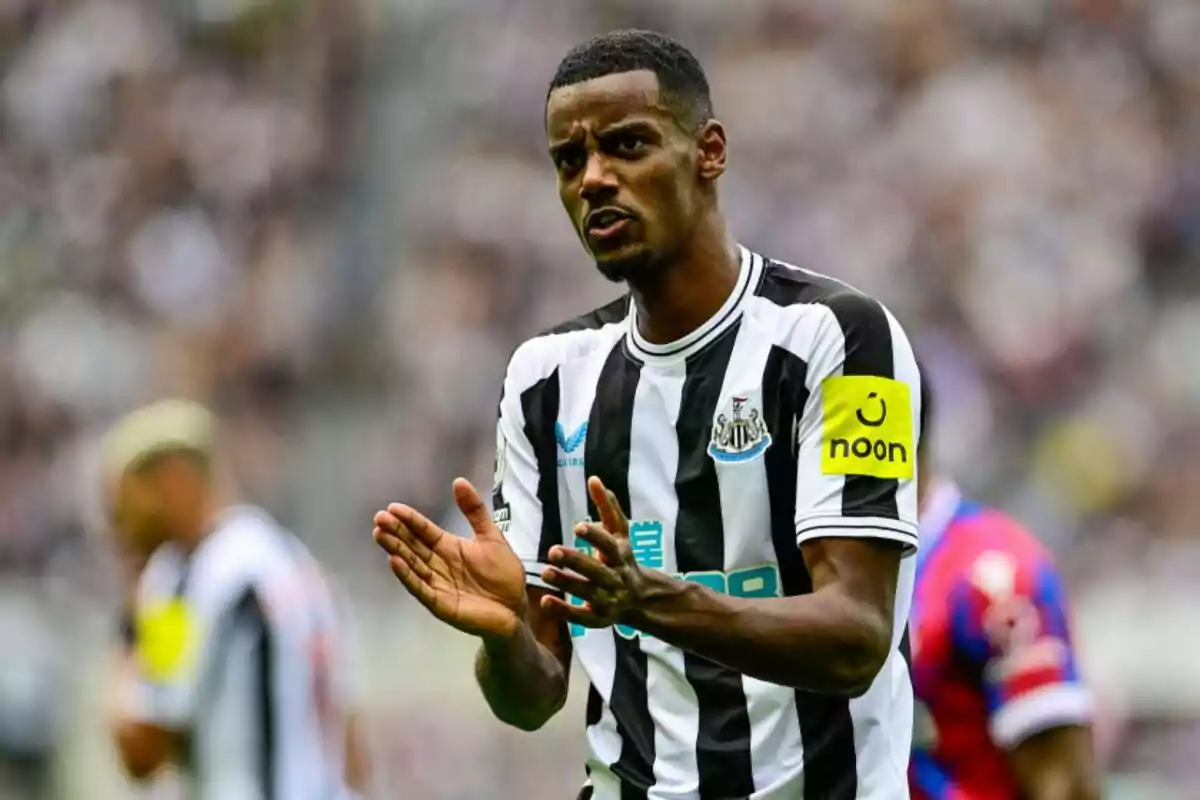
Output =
[
  {"x1": 547, "y1": 29, "x2": 713, "y2": 130},
  {"x1": 917, "y1": 364, "x2": 933, "y2": 460}
]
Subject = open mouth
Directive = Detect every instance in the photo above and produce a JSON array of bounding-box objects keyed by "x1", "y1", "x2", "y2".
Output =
[{"x1": 586, "y1": 209, "x2": 632, "y2": 239}]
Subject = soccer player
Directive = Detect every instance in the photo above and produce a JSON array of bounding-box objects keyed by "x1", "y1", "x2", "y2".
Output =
[
  {"x1": 103, "y1": 399, "x2": 370, "y2": 799},
  {"x1": 373, "y1": 30, "x2": 922, "y2": 799},
  {"x1": 909, "y1": 373, "x2": 1101, "y2": 799}
]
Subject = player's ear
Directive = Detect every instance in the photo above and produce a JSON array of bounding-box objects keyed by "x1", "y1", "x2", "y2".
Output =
[{"x1": 695, "y1": 119, "x2": 726, "y2": 181}]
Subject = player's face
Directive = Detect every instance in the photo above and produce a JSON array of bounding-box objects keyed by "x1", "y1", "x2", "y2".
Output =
[
  {"x1": 108, "y1": 469, "x2": 171, "y2": 557},
  {"x1": 546, "y1": 70, "x2": 719, "y2": 282},
  {"x1": 107, "y1": 457, "x2": 205, "y2": 556}
]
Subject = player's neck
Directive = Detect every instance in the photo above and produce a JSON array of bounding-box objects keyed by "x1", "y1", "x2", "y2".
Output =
[
  {"x1": 172, "y1": 496, "x2": 226, "y2": 553},
  {"x1": 629, "y1": 217, "x2": 739, "y2": 346}
]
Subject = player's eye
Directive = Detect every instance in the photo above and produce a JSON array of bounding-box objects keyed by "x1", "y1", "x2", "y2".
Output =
[
  {"x1": 613, "y1": 134, "x2": 644, "y2": 156},
  {"x1": 555, "y1": 148, "x2": 585, "y2": 173}
]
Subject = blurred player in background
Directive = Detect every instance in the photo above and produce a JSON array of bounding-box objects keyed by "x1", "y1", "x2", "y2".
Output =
[
  {"x1": 909, "y1": 373, "x2": 1100, "y2": 799},
  {"x1": 103, "y1": 400, "x2": 370, "y2": 799}
]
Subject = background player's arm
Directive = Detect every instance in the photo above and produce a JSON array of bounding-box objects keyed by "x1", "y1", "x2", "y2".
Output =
[
  {"x1": 110, "y1": 650, "x2": 185, "y2": 779},
  {"x1": 344, "y1": 712, "x2": 370, "y2": 792},
  {"x1": 550, "y1": 294, "x2": 916, "y2": 696},
  {"x1": 108, "y1": 549, "x2": 183, "y2": 780},
  {"x1": 112, "y1": 565, "x2": 250, "y2": 780},
  {"x1": 951, "y1": 548, "x2": 1099, "y2": 799},
  {"x1": 474, "y1": 354, "x2": 572, "y2": 730},
  {"x1": 1009, "y1": 726, "x2": 1102, "y2": 800}
]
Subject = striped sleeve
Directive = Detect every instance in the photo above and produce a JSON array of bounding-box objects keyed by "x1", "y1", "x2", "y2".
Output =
[
  {"x1": 493, "y1": 341, "x2": 562, "y2": 590},
  {"x1": 793, "y1": 292, "x2": 921, "y2": 554}
]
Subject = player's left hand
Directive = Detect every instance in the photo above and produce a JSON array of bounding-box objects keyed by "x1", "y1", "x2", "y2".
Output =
[{"x1": 539, "y1": 476, "x2": 647, "y2": 629}]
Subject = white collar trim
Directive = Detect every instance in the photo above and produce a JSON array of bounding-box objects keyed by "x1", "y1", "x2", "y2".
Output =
[{"x1": 627, "y1": 245, "x2": 760, "y2": 365}]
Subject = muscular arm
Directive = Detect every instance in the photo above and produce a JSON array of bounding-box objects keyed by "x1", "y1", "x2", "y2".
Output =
[
  {"x1": 475, "y1": 586, "x2": 573, "y2": 731},
  {"x1": 1009, "y1": 726, "x2": 1102, "y2": 800},
  {"x1": 625, "y1": 538, "x2": 901, "y2": 696}
]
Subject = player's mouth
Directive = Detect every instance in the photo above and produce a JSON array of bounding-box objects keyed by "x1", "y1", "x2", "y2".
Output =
[{"x1": 585, "y1": 208, "x2": 633, "y2": 241}]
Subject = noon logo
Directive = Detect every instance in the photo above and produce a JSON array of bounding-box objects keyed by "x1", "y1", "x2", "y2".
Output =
[
  {"x1": 821, "y1": 375, "x2": 914, "y2": 480},
  {"x1": 555, "y1": 421, "x2": 587, "y2": 468}
]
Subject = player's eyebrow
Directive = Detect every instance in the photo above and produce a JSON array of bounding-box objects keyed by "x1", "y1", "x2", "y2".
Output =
[
  {"x1": 547, "y1": 135, "x2": 581, "y2": 158},
  {"x1": 595, "y1": 119, "x2": 659, "y2": 140},
  {"x1": 548, "y1": 119, "x2": 661, "y2": 156}
]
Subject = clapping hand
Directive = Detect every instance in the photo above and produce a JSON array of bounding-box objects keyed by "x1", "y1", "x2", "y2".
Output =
[
  {"x1": 373, "y1": 478, "x2": 527, "y2": 640},
  {"x1": 539, "y1": 476, "x2": 648, "y2": 630}
]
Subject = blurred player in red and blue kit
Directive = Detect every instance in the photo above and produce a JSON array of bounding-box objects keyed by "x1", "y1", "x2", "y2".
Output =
[{"x1": 910, "y1": 371, "x2": 1102, "y2": 799}]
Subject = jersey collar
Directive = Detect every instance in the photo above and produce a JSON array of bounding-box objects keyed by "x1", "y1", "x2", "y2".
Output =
[{"x1": 626, "y1": 244, "x2": 761, "y2": 366}]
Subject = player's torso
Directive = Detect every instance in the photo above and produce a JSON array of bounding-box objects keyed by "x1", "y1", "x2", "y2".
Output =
[
  {"x1": 145, "y1": 508, "x2": 350, "y2": 800},
  {"x1": 541, "y1": 258, "x2": 913, "y2": 797},
  {"x1": 909, "y1": 501, "x2": 1015, "y2": 800}
]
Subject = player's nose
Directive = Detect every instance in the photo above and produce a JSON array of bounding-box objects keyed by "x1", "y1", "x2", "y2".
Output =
[{"x1": 579, "y1": 153, "x2": 618, "y2": 200}]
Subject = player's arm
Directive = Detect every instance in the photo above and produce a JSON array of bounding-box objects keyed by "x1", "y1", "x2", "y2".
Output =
[
  {"x1": 475, "y1": 585, "x2": 573, "y2": 731},
  {"x1": 108, "y1": 549, "x2": 183, "y2": 779},
  {"x1": 474, "y1": 358, "x2": 573, "y2": 731},
  {"x1": 1009, "y1": 726, "x2": 1101, "y2": 800},
  {"x1": 543, "y1": 293, "x2": 917, "y2": 696},
  {"x1": 111, "y1": 570, "x2": 252, "y2": 780},
  {"x1": 110, "y1": 642, "x2": 184, "y2": 779},
  {"x1": 951, "y1": 550, "x2": 1100, "y2": 799},
  {"x1": 343, "y1": 712, "x2": 370, "y2": 792}
]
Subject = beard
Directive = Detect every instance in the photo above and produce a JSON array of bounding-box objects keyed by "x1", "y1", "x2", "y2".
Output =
[{"x1": 594, "y1": 246, "x2": 658, "y2": 284}]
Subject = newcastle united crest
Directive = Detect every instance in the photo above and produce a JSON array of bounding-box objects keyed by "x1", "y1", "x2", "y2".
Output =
[{"x1": 708, "y1": 396, "x2": 772, "y2": 463}]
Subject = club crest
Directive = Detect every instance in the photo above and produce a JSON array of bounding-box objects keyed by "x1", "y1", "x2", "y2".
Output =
[{"x1": 708, "y1": 396, "x2": 772, "y2": 463}]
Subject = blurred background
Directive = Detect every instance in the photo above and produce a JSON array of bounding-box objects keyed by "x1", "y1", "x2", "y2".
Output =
[{"x1": 0, "y1": 0, "x2": 1198, "y2": 797}]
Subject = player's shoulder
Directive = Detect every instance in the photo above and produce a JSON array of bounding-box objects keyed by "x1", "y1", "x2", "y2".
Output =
[
  {"x1": 192, "y1": 505, "x2": 298, "y2": 587},
  {"x1": 944, "y1": 503, "x2": 1060, "y2": 598},
  {"x1": 504, "y1": 294, "x2": 629, "y2": 388},
  {"x1": 956, "y1": 503, "x2": 1054, "y2": 562},
  {"x1": 753, "y1": 254, "x2": 883, "y2": 313},
  {"x1": 750, "y1": 252, "x2": 909, "y2": 345}
]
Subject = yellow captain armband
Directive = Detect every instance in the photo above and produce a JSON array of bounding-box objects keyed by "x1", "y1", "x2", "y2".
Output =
[
  {"x1": 820, "y1": 375, "x2": 915, "y2": 480},
  {"x1": 135, "y1": 599, "x2": 199, "y2": 683}
]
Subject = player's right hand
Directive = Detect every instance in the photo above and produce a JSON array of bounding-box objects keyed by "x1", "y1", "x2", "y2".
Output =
[{"x1": 373, "y1": 478, "x2": 527, "y2": 640}]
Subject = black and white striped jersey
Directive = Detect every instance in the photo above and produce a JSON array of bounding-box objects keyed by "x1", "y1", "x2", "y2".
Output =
[
  {"x1": 492, "y1": 246, "x2": 921, "y2": 799},
  {"x1": 127, "y1": 506, "x2": 359, "y2": 800}
]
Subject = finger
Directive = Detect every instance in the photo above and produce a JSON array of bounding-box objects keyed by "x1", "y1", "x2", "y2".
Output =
[
  {"x1": 373, "y1": 527, "x2": 401, "y2": 556},
  {"x1": 572, "y1": 522, "x2": 623, "y2": 564},
  {"x1": 387, "y1": 503, "x2": 444, "y2": 548},
  {"x1": 541, "y1": 566, "x2": 601, "y2": 600},
  {"x1": 374, "y1": 510, "x2": 401, "y2": 534},
  {"x1": 373, "y1": 525, "x2": 434, "y2": 567},
  {"x1": 389, "y1": 535, "x2": 433, "y2": 582},
  {"x1": 587, "y1": 477, "x2": 628, "y2": 538},
  {"x1": 539, "y1": 594, "x2": 608, "y2": 628},
  {"x1": 452, "y1": 478, "x2": 502, "y2": 542},
  {"x1": 388, "y1": 555, "x2": 436, "y2": 608},
  {"x1": 548, "y1": 544, "x2": 620, "y2": 588},
  {"x1": 394, "y1": 522, "x2": 436, "y2": 565}
]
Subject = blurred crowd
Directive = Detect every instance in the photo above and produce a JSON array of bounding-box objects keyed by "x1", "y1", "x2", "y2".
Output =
[{"x1": 0, "y1": 0, "x2": 1198, "y2": 798}]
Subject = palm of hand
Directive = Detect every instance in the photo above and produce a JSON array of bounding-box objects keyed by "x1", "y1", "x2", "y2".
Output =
[{"x1": 425, "y1": 529, "x2": 527, "y2": 639}]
